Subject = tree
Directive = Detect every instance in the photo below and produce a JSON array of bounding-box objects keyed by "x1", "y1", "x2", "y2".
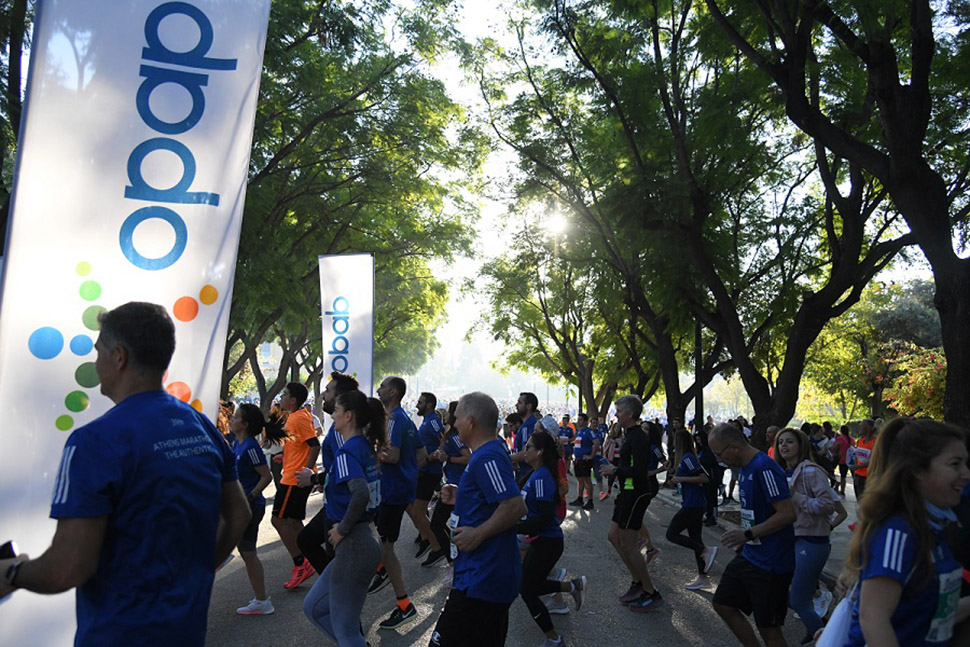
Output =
[
  {"x1": 706, "y1": 0, "x2": 970, "y2": 427},
  {"x1": 0, "y1": 0, "x2": 31, "y2": 249}
]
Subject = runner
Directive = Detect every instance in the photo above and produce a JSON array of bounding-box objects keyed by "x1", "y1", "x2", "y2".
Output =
[
  {"x1": 516, "y1": 429, "x2": 587, "y2": 646},
  {"x1": 831, "y1": 424, "x2": 854, "y2": 497},
  {"x1": 842, "y1": 418, "x2": 968, "y2": 646},
  {"x1": 429, "y1": 401, "x2": 470, "y2": 565},
  {"x1": 428, "y1": 392, "x2": 526, "y2": 647},
  {"x1": 600, "y1": 395, "x2": 664, "y2": 613},
  {"x1": 709, "y1": 423, "x2": 796, "y2": 647},
  {"x1": 412, "y1": 392, "x2": 446, "y2": 565},
  {"x1": 590, "y1": 416, "x2": 606, "y2": 499},
  {"x1": 557, "y1": 418, "x2": 575, "y2": 479},
  {"x1": 513, "y1": 392, "x2": 539, "y2": 479},
  {"x1": 601, "y1": 424, "x2": 622, "y2": 499},
  {"x1": 569, "y1": 413, "x2": 598, "y2": 511},
  {"x1": 370, "y1": 376, "x2": 427, "y2": 631},
  {"x1": 848, "y1": 419, "x2": 876, "y2": 500},
  {"x1": 273, "y1": 382, "x2": 321, "y2": 590},
  {"x1": 302, "y1": 390, "x2": 384, "y2": 647},
  {"x1": 772, "y1": 427, "x2": 836, "y2": 645},
  {"x1": 232, "y1": 404, "x2": 282, "y2": 615},
  {"x1": 667, "y1": 430, "x2": 717, "y2": 591}
]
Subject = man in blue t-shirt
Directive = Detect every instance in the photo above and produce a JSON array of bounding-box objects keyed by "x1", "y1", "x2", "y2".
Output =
[
  {"x1": 570, "y1": 413, "x2": 599, "y2": 510},
  {"x1": 0, "y1": 302, "x2": 251, "y2": 646},
  {"x1": 708, "y1": 423, "x2": 796, "y2": 647},
  {"x1": 410, "y1": 392, "x2": 447, "y2": 565},
  {"x1": 512, "y1": 391, "x2": 538, "y2": 478},
  {"x1": 370, "y1": 376, "x2": 428, "y2": 631},
  {"x1": 429, "y1": 392, "x2": 526, "y2": 647}
]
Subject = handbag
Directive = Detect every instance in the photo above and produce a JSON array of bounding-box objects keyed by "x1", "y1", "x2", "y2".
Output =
[{"x1": 815, "y1": 582, "x2": 857, "y2": 647}]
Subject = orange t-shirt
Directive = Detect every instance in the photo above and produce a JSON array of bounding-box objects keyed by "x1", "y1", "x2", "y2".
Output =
[
  {"x1": 281, "y1": 408, "x2": 317, "y2": 485},
  {"x1": 855, "y1": 435, "x2": 876, "y2": 477}
]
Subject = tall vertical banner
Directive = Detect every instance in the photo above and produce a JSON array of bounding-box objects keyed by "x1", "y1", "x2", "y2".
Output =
[
  {"x1": 319, "y1": 254, "x2": 375, "y2": 395},
  {"x1": 0, "y1": 1, "x2": 270, "y2": 642}
]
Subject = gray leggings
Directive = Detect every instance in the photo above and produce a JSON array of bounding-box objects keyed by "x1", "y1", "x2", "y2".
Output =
[{"x1": 303, "y1": 522, "x2": 382, "y2": 646}]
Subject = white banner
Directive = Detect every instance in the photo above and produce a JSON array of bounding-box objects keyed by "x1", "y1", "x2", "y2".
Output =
[
  {"x1": 318, "y1": 254, "x2": 375, "y2": 395},
  {"x1": 0, "y1": 0, "x2": 270, "y2": 641}
]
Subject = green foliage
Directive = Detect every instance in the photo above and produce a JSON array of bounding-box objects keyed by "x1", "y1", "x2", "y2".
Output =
[{"x1": 884, "y1": 345, "x2": 947, "y2": 419}]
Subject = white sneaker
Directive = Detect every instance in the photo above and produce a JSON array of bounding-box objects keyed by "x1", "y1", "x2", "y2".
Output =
[
  {"x1": 684, "y1": 575, "x2": 711, "y2": 590},
  {"x1": 236, "y1": 597, "x2": 275, "y2": 615},
  {"x1": 814, "y1": 589, "x2": 833, "y2": 618},
  {"x1": 545, "y1": 598, "x2": 570, "y2": 615},
  {"x1": 701, "y1": 546, "x2": 718, "y2": 574},
  {"x1": 541, "y1": 636, "x2": 565, "y2": 647}
]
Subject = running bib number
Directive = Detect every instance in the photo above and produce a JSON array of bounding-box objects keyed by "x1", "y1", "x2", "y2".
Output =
[
  {"x1": 855, "y1": 447, "x2": 871, "y2": 463},
  {"x1": 740, "y1": 508, "x2": 761, "y2": 545},
  {"x1": 448, "y1": 512, "x2": 460, "y2": 560},
  {"x1": 520, "y1": 489, "x2": 528, "y2": 521},
  {"x1": 367, "y1": 479, "x2": 381, "y2": 511},
  {"x1": 926, "y1": 567, "x2": 962, "y2": 643}
]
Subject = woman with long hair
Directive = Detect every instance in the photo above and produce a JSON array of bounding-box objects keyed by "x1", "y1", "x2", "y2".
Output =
[
  {"x1": 231, "y1": 403, "x2": 285, "y2": 615},
  {"x1": 302, "y1": 390, "x2": 385, "y2": 646},
  {"x1": 517, "y1": 429, "x2": 587, "y2": 647},
  {"x1": 841, "y1": 418, "x2": 969, "y2": 646},
  {"x1": 772, "y1": 428, "x2": 836, "y2": 644},
  {"x1": 667, "y1": 430, "x2": 716, "y2": 590}
]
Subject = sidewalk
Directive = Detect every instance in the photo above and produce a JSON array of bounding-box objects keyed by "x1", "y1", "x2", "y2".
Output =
[{"x1": 653, "y1": 481, "x2": 858, "y2": 589}]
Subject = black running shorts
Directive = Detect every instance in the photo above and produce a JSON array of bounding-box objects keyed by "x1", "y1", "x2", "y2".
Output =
[
  {"x1": 376, "y1": 503, "x2": 408, "y2": 543},
  {"x1": 611, "y1": 489, "x2": 655, "y2": 530},
  {"x1": 272, "y1": 483, "x2": 311, "y2": 520},
  {"x1": 712, "y1": 555, "x2": 793, "y2": 628},
  {"x1": 416, "y1": 470, "x2": 442, "y2": 501}
]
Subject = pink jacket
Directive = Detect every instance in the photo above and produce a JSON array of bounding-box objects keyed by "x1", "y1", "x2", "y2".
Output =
[{"x1": 788, "y1": 460, "x2": 837, "y2": 537}]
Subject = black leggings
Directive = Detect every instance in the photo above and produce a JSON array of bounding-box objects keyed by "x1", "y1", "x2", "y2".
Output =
[
  {"x1": 430, "y1": 500, "x2": 454, "y2": 558},
  {"x1": 666, "y1": 506, "x2": 705, "y2": 575},
  {"x1": 520, "y1": 536, "x2": 565, "y2": 633},
  {"x1": 297, "y1": 506, "x2": 335, "y2": 574}
]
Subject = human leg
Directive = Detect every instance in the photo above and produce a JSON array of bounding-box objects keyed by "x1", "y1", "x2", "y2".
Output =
[
  {"x1": 297, "y1": 507, "x2": 335, "y2": 574},
  {"x1": 788, "y1": 538, "x2": 830, "y2": 639},
  {"x1": 329, "y1": 523, "x2": 382, "y2": 647},
  {"x1": 303, "y1": 563, "x2": 337, "y2": 641},
  {"x1": 429, "y1": 500, "x2": 454, "y2": 560},
  {"x1": 520, "y1": 537, "x2": 566, "y2": 638}
]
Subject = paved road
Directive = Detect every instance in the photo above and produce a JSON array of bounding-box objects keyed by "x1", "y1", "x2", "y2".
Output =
[{"x1": 206, "y1": 470, "x2": 846, "y2": 646}]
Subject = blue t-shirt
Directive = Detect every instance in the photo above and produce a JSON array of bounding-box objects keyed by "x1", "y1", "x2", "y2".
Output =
[
  {"x1": 676, "y1": 453, "x2": 706, "y2": 508},
  {"x1": 233, "y1": 435, "x2": 267, "y2": 504},
  {"x1": 521, "y1": 465, "x2": 562, "y2": 539},
  {"x1": 418, "y1": 411, "x2": 444, "y2": 474},
  {"x1": 647, "y1": 443, "x2": 666, "y2": 472},
  {"x1": 557, "y1": 425, "x2": 574, "y2": 449},
  {"x1": 593, "y1": 427, "x2": 606, "y2": 455},
  {"x1": 326, "y1": 434, "x2": 380, "y2": 524},
  {"x1": 451, "y1": 439, "x2": 523, "y2": 604},
  {"x1": 442, "y1": 431, "x2": 467, "y2": 485},
  {"x1": 514, "y1": 415, "x2": 537, "y2": 453},
  {"x1": 321, "y1": 422, "x2": 344, "y2": 475},
  {"x1": 381, "y1": 407, "x2": 419, "y2": 505},
  {"x1": 738, "y1": 451, "x2": 795, "y2": 573},
  {"x1": 573, "y1": 427, "x2": 596, "y2": 458},
  {"x1": 50, "y1": 390, "x2": 236, "y2": 646},
  {"x1": 847, "y1": 516, "x2": 962, "y2": 646}
]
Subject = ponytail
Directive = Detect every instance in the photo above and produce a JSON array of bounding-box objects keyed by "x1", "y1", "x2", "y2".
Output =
[{"x1": 336, "y1": 390, "x2": 387, "y2": 455}]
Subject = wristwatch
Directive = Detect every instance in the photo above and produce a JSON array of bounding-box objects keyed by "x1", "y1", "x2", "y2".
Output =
[
  {"x1": 744, "y1": 529, "x2": 755, "y2": 541},
  {"x1": 4, "y1": 560, "x2": 22, "y2": 588}
]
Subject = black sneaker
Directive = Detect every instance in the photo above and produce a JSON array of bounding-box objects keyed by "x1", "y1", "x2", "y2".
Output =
[
  {"x1": 367, "y1": 568, "x2": 389, "y2": 594},
  {"x1": 568, "y1": 497, "x2": 584, "y2": 507},
  {"x1": 582, "y1": 499, "x2": 594, "y2": 511},
  {"x1": 629, "y1": 590, "x2": 664, "y2": 613},
  {"x1": 415, "y1": 539, "x2": 431, "y2": 559},
  {"x1": 421, "y1": 548, "x2": 447, "y2": 567},
  {"x1": 378, "y1": 603, "x2": 417, "y2": 629}
]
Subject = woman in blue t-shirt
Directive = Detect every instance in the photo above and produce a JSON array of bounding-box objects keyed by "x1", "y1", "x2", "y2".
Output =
[
  {"x1": 517, "y1": 430, "x2": 587, "y2": 647},
  {"x1": 842, "y1": 418, "x2": 970, "y2": 647},
  {"x1": 231, "y1": 404, "x2": 283, "y2": 616},
  {"x1": 429, "y1": 401, "x2": 471, "y2": 564},
  {"x1": 667, "y1": 430, "x2": 716, "y2": 590},
  {"x1": 302, "y1": 390, "x2": 385, "y2": 647}
]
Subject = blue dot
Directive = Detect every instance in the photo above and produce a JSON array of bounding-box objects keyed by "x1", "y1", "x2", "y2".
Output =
[
  {"x1": 28, "y1": 327, "x2": 64, "y2": 360},
  {"x1": 70, "y1": 334, "x2": 94, "y2": 356}
]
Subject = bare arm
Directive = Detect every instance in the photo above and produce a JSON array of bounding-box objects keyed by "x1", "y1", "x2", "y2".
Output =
[
  {"x1": 214, "y1": 480, "x2": 251, "y2": 568},
  {"x1": 0, "y1": 516, "x2": 108, "y2": 596},
  {"x1": 858, "y1": 577, "x2": 902, "y2": 647},
  {"x1": 380, "y1": 445, "x2": 401, "y2": 464},
  {"x1": 249, "y1": 463, "x2": 272, "y2": 500},
  {"x1": 416, "y1": 446, "x2": 429, "y2": 468},
  {"x1": 304, "y1": 444, "x2": 320, "y2": 470}
]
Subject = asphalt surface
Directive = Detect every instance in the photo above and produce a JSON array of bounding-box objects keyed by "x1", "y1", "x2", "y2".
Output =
[{"x1": 206, "y1": 471, "x2": 843, "y2": 646}]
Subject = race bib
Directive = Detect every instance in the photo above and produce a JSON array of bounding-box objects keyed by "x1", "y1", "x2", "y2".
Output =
[
  {"x1": 367, "y1": 479, "x2": 381, "y2": 511},
  {"x1": 448, "y1": 512, "x2": 460, "y2": 560},
  {"x1": 926, "y1": 567, "x2": 962, "y2": 643},
  {"x1": 740, "y1": 508, "x2": 761, "y2": 545}
]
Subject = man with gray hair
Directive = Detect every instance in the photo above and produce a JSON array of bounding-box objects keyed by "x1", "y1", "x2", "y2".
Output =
[
  {"x1": 429, "y1": 392, "x2": 526, "y2": 647},
  {"x1": 601, "y1": 394, "x2": 665, "y2": 613}
]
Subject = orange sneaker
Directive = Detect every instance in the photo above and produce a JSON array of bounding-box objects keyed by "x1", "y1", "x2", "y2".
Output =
[{"x1": 284, "y1": 561, "x2": 315, "y2": 589}]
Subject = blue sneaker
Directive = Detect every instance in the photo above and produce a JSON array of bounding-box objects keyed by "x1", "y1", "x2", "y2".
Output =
[{"x1": 628, "y1": 590, "x2": 664, "y2": 613}]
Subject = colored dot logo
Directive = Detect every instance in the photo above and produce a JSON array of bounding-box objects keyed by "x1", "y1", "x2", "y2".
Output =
[
  {"x1": 27, "y1": 262, "x2": 102, "y2": 431},
  {"x1": 173, "y1": 284, "x2": 218, "y2": 322}
]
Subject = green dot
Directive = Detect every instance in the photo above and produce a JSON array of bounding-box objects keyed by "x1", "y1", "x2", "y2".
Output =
[
  {"x1": 75, "y1": 362, "x2": 100, "y2": 388},
  {"x1": 76, "y1": 262, "x2": 92, "y2": 276},
  {"x1": 65, "y1": 390, "x2": 90, "y2": 412},
  {"x1": 79, "y1": 281, "x2": 102, "y2": 301},
  {"x1": 55, "y1": 415, "x2": 74, "y2": 431},
  {"x1": 82, "y1": 305, "x2": 106, "y2": 331}
]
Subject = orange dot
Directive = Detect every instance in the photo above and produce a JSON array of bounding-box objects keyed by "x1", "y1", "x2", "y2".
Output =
[
  {"x1": 190, "y1": 399, "x2": 204, "y2": 412},
  {"x1": 173, "y1": 297, "x2": 199, "y2": 322},
  {"x1": 199, "y1": 284, "x2": 219, "y2": 305},
  {"x1": 166, "y1": 382, "x2": 192, "y2": 402}
]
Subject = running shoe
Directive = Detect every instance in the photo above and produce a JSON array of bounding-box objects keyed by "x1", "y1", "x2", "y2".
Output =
[
  {"x1": 814, "y1": 589, "x2": 833, "y2": 618},
  {"x1": 545, "y1": 598, "x2": 571, "y2": 615},
  {"x1": 619, "y1": 582, "x2": 643, "y2": 604},
  {"x1": 553, "y1": 567, "x2": 567, "y2": 581},
  {"x1": 568, "y1": 497, "x2": 584, "y2": 507},
  {"x1": 582, "y1": 499, "x2": 594, "y2": 511},
  {"x1": 541, "y1": 636, "x2": 566, "y2": 647},
  {"x1": 236, "y1": 597, "x2": 275, "y2": 615},
  {"x1": 569, "y1": 576, "x2": 586, "y2": 611},
  {"x1": 684, "y1": 575, "x2": 711, "y2": 590},
  {"x1": 628, "y1": 590, "x2": 664, "y2": 613},
  {"x1": 645, "y1": 547, "x2": 662, "y2": 565},
  {"x1": 701, "y1": 546, "x2": 718, "y2": 574},
  {"x1": 598, "y1": 492, "x2": 610, "y2": 500},
  {"x1": 378, "y1": 603, "x2": 418, "y2": 630},
  {"x1": 284, "y1": 561, "x2": 315, "y2": 589},
  {"x1": 367, "y1": 567, "x2": 390, "y2": 594},
  {"x1": 637, "y1": 536, "x2": 648, "y2": 551},
  {"x1": 415, "y1": 539, "x2": 431, "y2": 559},
  {"x1": 421, "y1": 548, "x2": 448, "y2": 567}
]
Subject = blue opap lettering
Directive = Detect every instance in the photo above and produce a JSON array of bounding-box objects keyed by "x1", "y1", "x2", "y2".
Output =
[
  {"x1": 326, "y1": 297, "x2": 350, "y2": 373},
  {"x1": 120, "y1": 1, "x2": 236, "y2": 271}
]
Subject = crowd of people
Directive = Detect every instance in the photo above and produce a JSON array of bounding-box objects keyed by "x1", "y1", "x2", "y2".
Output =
[{"x1": 1, "y1": 301, "x2": 969, "y2": 647}]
